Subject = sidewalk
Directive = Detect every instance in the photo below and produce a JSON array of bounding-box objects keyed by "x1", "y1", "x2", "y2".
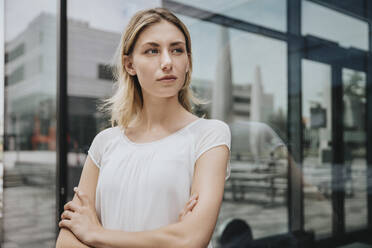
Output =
[{"x1": 2, "y1": 186, "x2": 56, "y2": 248}]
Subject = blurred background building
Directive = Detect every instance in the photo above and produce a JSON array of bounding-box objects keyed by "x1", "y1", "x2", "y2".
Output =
[{"x1": 0, "y1": 0, "x2": 371, "y2": 247}]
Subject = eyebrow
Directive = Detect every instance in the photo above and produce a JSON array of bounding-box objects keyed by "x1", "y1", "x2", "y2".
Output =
[{"x1": 141, "y1": 41, "x2": 186, "y2": 47}]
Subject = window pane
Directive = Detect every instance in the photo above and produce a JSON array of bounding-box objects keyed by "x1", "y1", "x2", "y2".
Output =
[
  {"x1": 174, "y1": 0, "x2": 287, "y2": 32},
  {"x1": 66, "y1": 0, "x2": 160, "y2": 199},
  {"x1": 343, "y1": 68, "x2": 367, "y2": 232},
  {"x1": 302, "y1": 0, "x2": 368, "y2": 51},
  {"x1": 302, "y1": 59, "x2": 333, "y2": 238},
  {"x1": 3, "y1": 0, "x2": 57, "y2": 246},
  {"x1": 179, "y1": 13, "x2": 288, "y2": 243}
]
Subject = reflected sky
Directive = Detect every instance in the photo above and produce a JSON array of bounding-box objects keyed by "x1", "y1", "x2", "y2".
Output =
[
  {"x1": 5, "y1": 0, "x2": 161, "y2": 42},
  {"x1": 68, "y1": 0, "x2": 161, "y2": 33},
  {"x1": 173, "y1": 0, "x2": 286, "y2": 32},
  {"x1": 302, "y1": 0, "x2": 368, "y2": 51},
  {"x1": 229, "y1": 29, "x2": 287, "y2": 112},
  {"x1": 302, "y1": 60, "x2": 331, "y2": 121},
  {"x1": 5, "y1": 0, "x2": 56, "y2": 42},
  {"x1": 180, "y1": 14, "x2": 287, "y2": 112}
]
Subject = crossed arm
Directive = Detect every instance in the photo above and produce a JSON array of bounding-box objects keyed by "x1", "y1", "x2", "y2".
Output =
[{"x1": 55, "y1": 144, "x2": 230, "y2": 248}]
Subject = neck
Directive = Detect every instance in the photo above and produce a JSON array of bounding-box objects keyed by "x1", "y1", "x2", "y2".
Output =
[{"x1": 135, "y1": 94, "x2": 189, "y2": 132}]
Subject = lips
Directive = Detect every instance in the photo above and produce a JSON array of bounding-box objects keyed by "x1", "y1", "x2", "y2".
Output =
[{"x1": 157, "y1": 75, "x2": 177, "y2": 81}]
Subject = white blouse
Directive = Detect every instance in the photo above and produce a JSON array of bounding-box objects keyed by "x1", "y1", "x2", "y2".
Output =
[{"x1": 88, "y1": 118, "x2": 231, "y2": 247}]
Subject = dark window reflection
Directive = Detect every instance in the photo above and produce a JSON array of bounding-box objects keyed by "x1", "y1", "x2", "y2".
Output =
[
  {"x1": 7, "y1": 65, "x2": 24, "y2": 85},
  {"x1": 7, "y1": 43, "x2": 24, "y2": 62},
  {"x1": 98, "y1": 64, "x2": 114, "y2": 81}
]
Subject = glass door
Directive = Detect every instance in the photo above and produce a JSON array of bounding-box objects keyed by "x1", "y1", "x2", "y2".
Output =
[
  {"x1": 301, "y1": 56, "x2": 367, "y2": 240},
  {"x1": 342, "y1": 68, "x2": 367, "y2": 232}
]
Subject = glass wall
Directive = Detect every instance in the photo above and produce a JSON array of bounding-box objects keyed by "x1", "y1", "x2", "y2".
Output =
[
  {"x1": 0, "y1": 0, "x2": 370, "y2": 247},
  {"x1": 174, "y1": 0, "x2": 287, "y2": 32},
  {"x1": 300, "y1": 0, "x2": 369, "y2": 240},
  {"x1": 65, "y1": 0, "x2": 161, "y2": 201},
  {"x1": 343, "y1": 68, "x2": 367, "y2": 232},
  {"x1": 2, "y1": 0, "x2": 57, "y2": 247},
  {"x1": 65, "y1": 0, "x2": 289, "y2": 245},
  {"x1": 302, "y1": 0, "x2": 368, "y2": 51},
  {"x1": 178, "y1": 0, "x2": 288, "y2": 242},
  {"x1": 302, "y1": 59, "x2": 333, "y2": 238}
]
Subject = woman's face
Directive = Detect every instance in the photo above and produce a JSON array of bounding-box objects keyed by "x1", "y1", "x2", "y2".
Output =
[{"x1": 125, "y1": 20, "x2": 190, "y2": 100}]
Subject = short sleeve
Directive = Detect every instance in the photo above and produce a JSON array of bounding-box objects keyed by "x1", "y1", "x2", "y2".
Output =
[
  {"x1": 195, "y1": 120, "x2": 232, "y2": 180},
  {"x1": 87, "y1": 131, "x2": 104, "y2": 169}
]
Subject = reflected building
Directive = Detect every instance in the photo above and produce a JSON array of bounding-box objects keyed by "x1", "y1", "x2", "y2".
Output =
[
  {"x1": 233, "y1": 66, "x2": 274, "y2": 123},
  {"x1": 4, "y1": 13, "x2": 119, "y2": 164},
  {"x1": 5, "y1": 13, "x2": 57, "y2": 153},
  {"x1": 211, "y1": 25, "x2": 233, "y2": 122},
  {"x1": 192, "y1": 69, "x2": 274, "y2": 124}
]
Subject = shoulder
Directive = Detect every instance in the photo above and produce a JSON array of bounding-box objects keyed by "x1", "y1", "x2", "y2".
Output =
[
  {"x1": 196, "y1": 118, "x2": 231, "y2": 134},
  {"x1": 92, "y1": 126, "x2": 121, "y2": 144},
  {"x1": 191, "y1": 118, "x2": 231, "y2": 148}
]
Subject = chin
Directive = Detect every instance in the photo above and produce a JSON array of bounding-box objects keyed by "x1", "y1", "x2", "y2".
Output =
[{"x1": 158, "y1": 91, "x2": 180, "y2": 99}]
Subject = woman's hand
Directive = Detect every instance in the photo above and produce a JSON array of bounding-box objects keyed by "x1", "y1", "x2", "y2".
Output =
[
  {"x1": 59, "y1": 187, "x2": 102, "y2": 245},
  {"x1": 178, "y1": 193, "x2": 198, "y2": 222}
]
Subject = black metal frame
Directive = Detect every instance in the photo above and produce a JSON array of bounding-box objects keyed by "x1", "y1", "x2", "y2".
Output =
[
  {"x1": 56, "y1": 0, "x2": 68, "y2": 233},
  {"x1": 163, "y1": 0, "x2": 288, "y2": 42},
  {"x1": 366, "y1": 0, "x2": 372, "y2": 233},
  {"x1": 331, "y1": 65, "x2": 345, "y2": 237},
  {"x1": 163, "y1": 0, "x2": 372, "y2": 246},
  {"x1": 0, "y1": 0, "x2": 4, "y2": 244},
  {"x1": 307, "y1": 0, "x2": 368, "y2": 22},
  {"x1": 287, "y1": 0, "x2": 304, "y2": 233}
]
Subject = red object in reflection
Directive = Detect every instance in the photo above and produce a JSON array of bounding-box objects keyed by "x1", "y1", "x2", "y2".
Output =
[{"x1": 31, "y1": 115, "x2": 56, "y2": 150}]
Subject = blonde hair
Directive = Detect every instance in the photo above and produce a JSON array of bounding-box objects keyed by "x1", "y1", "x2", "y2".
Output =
[{"x1": 99, "y1": 7, "x2": 206, "y2": 129}]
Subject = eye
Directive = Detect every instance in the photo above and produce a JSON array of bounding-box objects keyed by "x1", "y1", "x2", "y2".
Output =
[
  {"x1": 145, "y1": 48, "x2": 158, "y2": 54},
  {"x1": 172, "y1": 48, "x2": 184, "y2": 54}
]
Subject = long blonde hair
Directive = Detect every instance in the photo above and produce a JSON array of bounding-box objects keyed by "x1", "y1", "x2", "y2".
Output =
[{"x1": 99, "y1": 7, "x2": 206, "y2": 129}]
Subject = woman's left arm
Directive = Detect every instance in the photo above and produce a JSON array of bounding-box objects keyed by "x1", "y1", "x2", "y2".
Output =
[{"x1": 60, "y1": 144, "x2": 229, "y2": 248}]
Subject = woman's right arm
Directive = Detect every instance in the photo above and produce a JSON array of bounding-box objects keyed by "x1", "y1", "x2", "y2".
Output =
[{"x1": 55, "y1": 155, "x2": 100, "y2": 248}]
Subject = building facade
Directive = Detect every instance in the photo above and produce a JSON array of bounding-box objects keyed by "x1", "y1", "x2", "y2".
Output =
[{"x1": 1, "y1": 0, "x2": 371, "y2": 247}]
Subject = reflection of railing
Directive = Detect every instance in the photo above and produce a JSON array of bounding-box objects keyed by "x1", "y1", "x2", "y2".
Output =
[
  {"x1": 226, "y1": 121, "x2": 288, "y2": 205},
  {"x1": 224, "y1": 165, "x2": 287, "y2": 205},
  {"x1": 305, "y1": 165, "x2": 355, "y2": 198},
  {"x1": 230, "y1": 121, "x2": 286, "y2": 164},
  {"x1": 4, "y1": 161, "x2": 55, "y2": 187}
]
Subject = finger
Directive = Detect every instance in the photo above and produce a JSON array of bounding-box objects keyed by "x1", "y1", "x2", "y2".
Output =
[
  {"x1": 61, "y1": 210, "x2": 74, "y2": 220},
  {"x1": 188, "y1": 193, "x2": 198, "y2": 203},
  {"x1": 64, "y1": 201, "x2": 79, "y2": 212},
  {"x1": 184, "y1": 200, "x2": 197, "y2": 216},
  {"x1": 179, "y1": 202, "x2": 195, "y2": 222},
  {"x1": 59, "y1": 219, "x2": 72, "y2": 229},
  {"x1": 74, "y1": 187, "x2": 89, "y2": 206},
  {"x1": 180, "y1": 200, "x2": 196, "y2": 220},
  {"x1": 187, "y1": 199, "x2": 197, "y2": 211},
  {"x1": 184, "y1": 209, "x2": 193, "y2": 218}
]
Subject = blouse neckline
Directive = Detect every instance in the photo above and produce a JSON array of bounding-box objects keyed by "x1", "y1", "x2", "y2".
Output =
[{"x1": 121, "y1": 118, "x2": 203, "y2": 146}]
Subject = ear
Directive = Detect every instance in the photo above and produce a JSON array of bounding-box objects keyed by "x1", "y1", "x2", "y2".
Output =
[{"x1": 123, "y1": 55, "x2": 136, "y2": 76}]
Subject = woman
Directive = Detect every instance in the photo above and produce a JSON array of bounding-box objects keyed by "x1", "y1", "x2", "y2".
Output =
[{"x1": 56, "y1": 7, "x2": 231, "y2": 248}]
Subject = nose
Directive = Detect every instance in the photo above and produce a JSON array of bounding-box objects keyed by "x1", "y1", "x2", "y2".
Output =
[{"x1": 160, "y1": 50, "x2": 172, "y2": 71}]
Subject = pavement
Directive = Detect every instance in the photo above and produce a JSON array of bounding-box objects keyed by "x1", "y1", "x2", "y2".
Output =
[
  {"x1": 1, "y1": 186, "x2": 56, "y2": 248},
  {"x1": 0, "y1": 158, "x2": 368, "y2": 247}
]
